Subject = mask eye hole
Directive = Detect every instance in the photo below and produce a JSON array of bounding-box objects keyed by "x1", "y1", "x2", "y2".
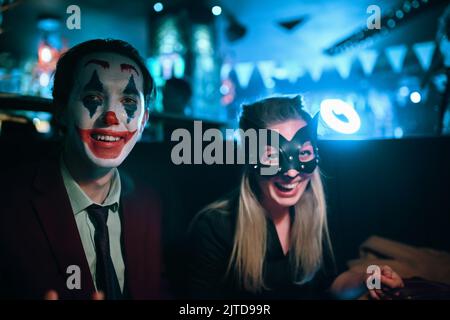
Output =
[
  {"x1": 260, "y1": 146, "x2": 279, "y2": 166},
  {"x1": 299, "y1": 142, "x2": 315, "y2": 162}
]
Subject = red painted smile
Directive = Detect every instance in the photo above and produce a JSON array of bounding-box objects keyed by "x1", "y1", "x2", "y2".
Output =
[{"x1": 77, "y1": 127, "x2": 137, "y2": 159}]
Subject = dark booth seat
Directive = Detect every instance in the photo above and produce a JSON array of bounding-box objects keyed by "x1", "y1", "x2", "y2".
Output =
[{"x1": 1, "y1": 136, "x2": 449, "y2": 297}]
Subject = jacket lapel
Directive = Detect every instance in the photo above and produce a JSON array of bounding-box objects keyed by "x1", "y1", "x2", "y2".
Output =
[
  {"x1": 120, "y1": 174, "x2": 163, "y2": 299},
  {"x1": 120, "y1": 175, "x2": 145, "y2": 298},
  {"x1": 31, "y1": 155, "x2": 95, "y2": 299}
]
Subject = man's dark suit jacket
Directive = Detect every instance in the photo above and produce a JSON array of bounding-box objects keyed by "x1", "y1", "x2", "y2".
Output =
[{"x1": 0, "y1": 154, "x2": 163, "y2": 299}]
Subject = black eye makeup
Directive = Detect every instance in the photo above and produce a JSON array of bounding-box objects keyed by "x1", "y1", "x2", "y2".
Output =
[
  {"x1": 122, "y1": 75, "x2": 139, "y2": 123},
  {"x1": 82, "y1": 94, "x2": 103, "y2": 112},
  {"x1": 82, "y1": 71, "x2": 105, "y2": 117},
  {"x1": 121, "y1": 97, "x2": 137, "y2": 105}
]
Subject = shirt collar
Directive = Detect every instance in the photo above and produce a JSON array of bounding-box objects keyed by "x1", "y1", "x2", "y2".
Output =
[{"x1": 60, "y1": 156, "x2": 121, "y2": 215}]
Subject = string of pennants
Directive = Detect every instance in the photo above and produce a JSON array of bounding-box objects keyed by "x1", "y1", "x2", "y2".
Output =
[{"x1": 222, "y1": 41, "x2": 436, "y2": 89}]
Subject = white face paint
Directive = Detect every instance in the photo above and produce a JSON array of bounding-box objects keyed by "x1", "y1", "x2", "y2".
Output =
[{"x1": 64, "y1": 52, "x2": 147, "y2": 169}]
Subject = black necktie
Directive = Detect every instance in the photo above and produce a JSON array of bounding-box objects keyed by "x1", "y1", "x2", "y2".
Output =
[{"x1": 87, "y1": 204, "x2": 122, "y2": 300}]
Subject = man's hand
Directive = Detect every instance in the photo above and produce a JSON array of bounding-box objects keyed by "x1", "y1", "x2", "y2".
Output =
[
  {"x1": 44, "y1": 290, "x2": 105, "y2": 300},
  {"x1": 368, "y1": 265, "x2": 404, "y2": 300}
]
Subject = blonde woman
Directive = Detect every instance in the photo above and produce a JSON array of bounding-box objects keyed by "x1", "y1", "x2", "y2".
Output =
[{"x1": 187, "y1": 96, "x2": 404, "y2": 299}]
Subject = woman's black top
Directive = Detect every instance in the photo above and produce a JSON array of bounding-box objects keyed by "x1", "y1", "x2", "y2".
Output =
[{"x1": 187, "y1": 199, "x2": 336, "y2": 300}]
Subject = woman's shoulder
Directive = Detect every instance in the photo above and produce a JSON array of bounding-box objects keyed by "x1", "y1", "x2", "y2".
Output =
[
  {"x1": 189, "y1": 195, "x2": 238, "y2": 246},
  {"x1": 190, "y1": 206, "x2": 235, "y2": 236}
]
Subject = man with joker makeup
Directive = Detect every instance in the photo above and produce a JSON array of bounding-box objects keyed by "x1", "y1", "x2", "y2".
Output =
[{"x1": 0, "y1": 39, "x2": 164, "y2": 300}]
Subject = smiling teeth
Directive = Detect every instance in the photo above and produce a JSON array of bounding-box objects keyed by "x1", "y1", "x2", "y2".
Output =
[
  {"x1": 282, "y1": 183, "x2": 298, "y2": 189},
  {"x1": 93, "y1": 134, "x2": 121, "y2": 142},
  {"x1": 276, "y1": 182, "x2": 299, "y2": 190}
]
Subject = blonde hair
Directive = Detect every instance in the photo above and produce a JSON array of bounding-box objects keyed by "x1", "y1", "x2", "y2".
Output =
[{"x1": 202, "y1": 95, "x2": 333, "y2": 293}]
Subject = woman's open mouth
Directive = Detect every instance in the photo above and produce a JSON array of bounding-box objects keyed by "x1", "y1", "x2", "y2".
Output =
[{"x1": 274, "y1": 181, "x2": 300, "y2": 192}]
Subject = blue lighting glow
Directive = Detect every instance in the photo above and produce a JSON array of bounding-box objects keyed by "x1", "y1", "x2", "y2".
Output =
[
  {"x1": 212, "y1": 6, "x2": 222, "y2": 16},
  {"x1": 173, "y1": 56, "x2": 185, "y2": 78},
  {"x1": 37, "y1": 17, "x2": 61, "y2": 32},
  {"x1": 153, "y1": 2, "x2": 164, "y2": 12},
  {"x1": 387, "y1": 19, "x2": 396, "y2": 28},
  {"x1": 396, "y1": 10, "x2": 404, "y2": 19},
  {"x1": 40, "y1": 46, "x2": 53, "y2": 63},
  {"x1": 403, "y1": 2, "x2": 411, "y2": 12},
  {"x1": 394, "y1": 127, "x2": 404, "y2": 138},
  {"x1": 220, "y1": 84, "x2": 230, "y2": 95},
  {"x1": 410, "y1": 91, "x2": 421, "y2": 103},
  {"x1": 39, "y1": 73, "x2": 50, "y2": 87},
  {"x1": 399, "y1": 86, "x2": 409, "y2": 97},
  {"x1": 320, "y1": 99, "x2": 361, "y2": 134}
]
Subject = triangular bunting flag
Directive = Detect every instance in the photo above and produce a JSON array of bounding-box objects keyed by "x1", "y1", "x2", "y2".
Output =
[
  {"x1": 333, "y1": 54, "x2": 353, "y2": 79},
  {"x1": 385, "y1": 45, "x2": 408, "y2": 73},
  {"x1": 357, "y1": 50, "x2": 379, "y2": 76},
  {"x1": 283, "y1": 60, "x2": 304, "y2": 83},
  {"x1": 234, "y1": 62, "x2": 255, "y2": 89},
  {"x1": 412, "y1": 41, "x2": 435, "y2": 71},
  {"x1": 306, "y1": 61, "x2": 324, "y2": 82}
]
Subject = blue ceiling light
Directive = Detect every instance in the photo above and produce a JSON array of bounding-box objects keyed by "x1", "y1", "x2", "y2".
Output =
[
  {"x1": 153, "y1": 2, "x2": 164, "y2": 13},
  {"x1": 37, "y1": 16, "x2": 61, "y2": 32},
  {"x1": 410, "y1": 91, "x2": 421, "y2": 103},
  {"x1": 212, "y1": 6, "x2": 222, "y2": 16}
]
